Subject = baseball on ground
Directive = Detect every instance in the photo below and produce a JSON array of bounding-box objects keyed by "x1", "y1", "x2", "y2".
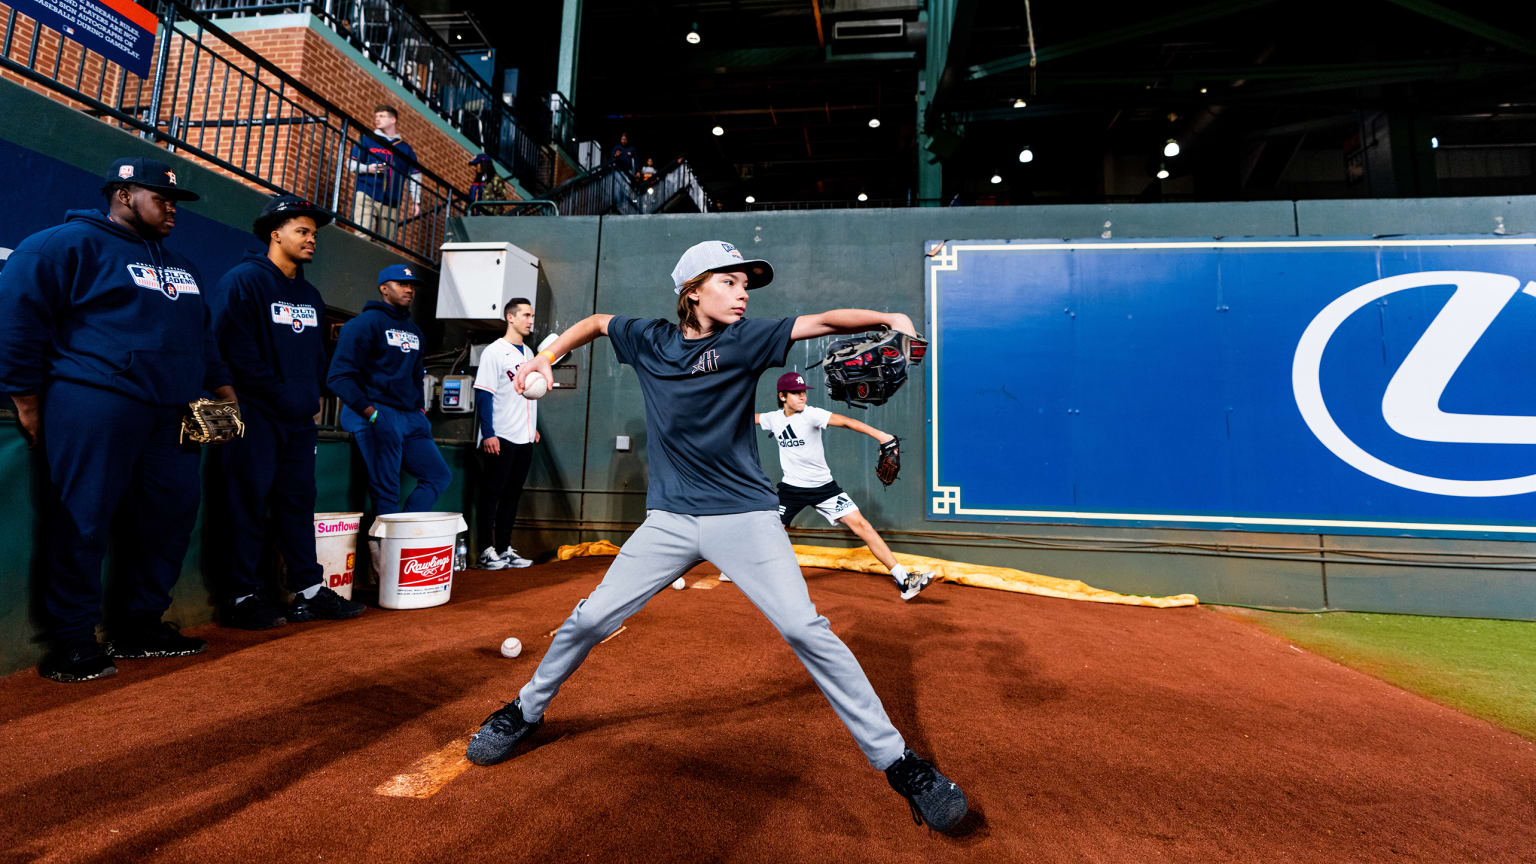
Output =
[
  {"x1": 522, "y1": 371, "x2": 549, "y2": 400},
  {"x1": 500, "y1": 637, "x2": 522, "y2": 658}
]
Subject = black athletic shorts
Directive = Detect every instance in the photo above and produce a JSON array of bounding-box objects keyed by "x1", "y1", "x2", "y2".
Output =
[{"x1": 776, "y1": 479, "x2": 851, "y2": 526}]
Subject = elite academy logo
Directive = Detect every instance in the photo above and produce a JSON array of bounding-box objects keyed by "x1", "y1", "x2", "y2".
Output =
[
  {"x1": 385, "y1": 329, "x2": 421, "y2": 352},
  {"x1": 691, "y1": 349, "x2": 721, "y2": 374},
  {"x1": 1293, "y1": 270, "x2": 1536, "y2": 497},
  {"x1": 777, "y1": 426, "x2": 805, "y2": 448},
  {"x1": 270, "y1": 302, "x2": 318, "y2": 332},
  {"x1": 126, "y1": 263, "x2": 199, "y2": 300}
]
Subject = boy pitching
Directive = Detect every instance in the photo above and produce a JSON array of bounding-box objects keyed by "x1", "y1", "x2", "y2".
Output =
[
  {"x1": 754, "y1": 371, "x2": 935, "y2": 601},
  {"x1": 464, "y1": 240, "x2": 968, "y2": 832}
]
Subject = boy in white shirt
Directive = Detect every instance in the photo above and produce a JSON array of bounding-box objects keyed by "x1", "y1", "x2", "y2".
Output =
[
  {"x1": 753, "y1": 371, "x2": 935, "y2": 601},
  {"x1": 472, "y1": 297, "x2": 540, "y2": 569}
]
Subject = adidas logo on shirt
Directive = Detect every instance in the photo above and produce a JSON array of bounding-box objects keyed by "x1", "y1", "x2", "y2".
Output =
[{"x1": 778, "y1": 426, "x2": 805, "y2": 448}]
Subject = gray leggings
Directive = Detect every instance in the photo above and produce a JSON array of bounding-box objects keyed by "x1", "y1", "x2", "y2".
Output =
[{"x1": 519, "y1": 509, "x2": 907, "y2": 769}]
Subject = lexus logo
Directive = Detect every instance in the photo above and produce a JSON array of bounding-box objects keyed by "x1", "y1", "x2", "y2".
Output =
[{"x1": 1292, "y1": 270, "x2": 1536, "y2": 497}]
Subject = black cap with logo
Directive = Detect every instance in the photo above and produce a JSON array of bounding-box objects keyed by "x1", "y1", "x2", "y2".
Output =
[
  {"x1": 252, "y1": 194, "x2": 334, "y2": 239},
  {"x1": 105, "y1": 157, "x2": 199, "y2": 201}
]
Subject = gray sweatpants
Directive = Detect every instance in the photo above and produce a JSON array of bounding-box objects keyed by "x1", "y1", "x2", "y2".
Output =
[{"x1": 518, "y1": 509, "x2": 907, "y2": 770}]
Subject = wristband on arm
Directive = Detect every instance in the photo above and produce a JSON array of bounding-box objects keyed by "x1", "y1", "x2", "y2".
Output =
[{"x1": 538, "y1": 350, "x2": 556, "y2": 364}]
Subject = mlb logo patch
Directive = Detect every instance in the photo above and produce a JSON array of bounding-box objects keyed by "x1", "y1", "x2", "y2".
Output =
[
  {"x1": 270, "y1": 302, "x2": 319, "y2": 332},
  {"x1": 385, "y1": 329, "x2": 421, "y2": 352},
  {"x1": 118, "y1": 164, "x2": 134, "y2": 179},
  {"x1": 126, "y1": 263, "x2": 159, "y2": 290}
]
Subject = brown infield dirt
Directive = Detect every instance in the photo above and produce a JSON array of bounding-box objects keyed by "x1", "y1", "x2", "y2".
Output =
[{"x1": 3, "y1": 559, "x2": 1535, "y2": 863}]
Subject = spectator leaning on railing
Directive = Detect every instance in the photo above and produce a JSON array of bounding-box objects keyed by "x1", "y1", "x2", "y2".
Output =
[{"x1": 348, "y1": 105, "x2": 423, "y2": 237}]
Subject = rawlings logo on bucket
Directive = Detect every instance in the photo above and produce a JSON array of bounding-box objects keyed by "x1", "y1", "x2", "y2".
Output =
[{"x1": 399, "y1": 545, "x2": 453, "y2": 587}]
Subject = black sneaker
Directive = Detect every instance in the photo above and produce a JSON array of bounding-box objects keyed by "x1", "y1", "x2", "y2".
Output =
[
  {"x1": 38, "y1": 642, "x2": 117, "y2": 683},
  {"x1": 224, "y1": 594, "x2": 288, "y2": 630},
  {"x1": 288, "y1": 586, "x2": 365, "y2": 622},
  {"x1": 885, "y1": 749, "x2": 968, "y2": 832},
  {"x1": 466, "y1": 698, "x2": 544, "y2": 766},
  {"x1": 105, "y1": 621, "x2": 207, "y2": 659},
  {"x1": 900, "y1": 570, "x2": 937, "y2": 602}
]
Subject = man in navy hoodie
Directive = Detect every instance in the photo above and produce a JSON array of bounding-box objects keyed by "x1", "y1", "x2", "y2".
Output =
[
  {"x1": 209, "y1": 195, "x2": 367, "y2": 630},
  {"x1": 0, "y1": 157, "x2": 236, "y2": 683},
  {"x1": 327, "y1": 264, "x2": 451, "y2": 516}
]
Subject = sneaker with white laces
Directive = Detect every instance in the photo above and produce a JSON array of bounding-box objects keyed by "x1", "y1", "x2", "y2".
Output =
[
  {"x1": 900, "y1": 570, "x2": 936, "y2": 602},
  {"x1": 885, "y1": 748, "x2": 968, "y2": 832},
  {"x1": 499, "y1": 547, "x2": 532, "y2": 568},
  {"x1": 479, "y1": 546, "x2": 510, "y2": 570}
]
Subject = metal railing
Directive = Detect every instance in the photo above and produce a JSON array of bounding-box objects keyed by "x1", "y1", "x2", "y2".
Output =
[
  {"x1": 543, "y1": 159, "x2": 711, "y2": 216},
  {"x1": 187, "y1": 0, "x2": 574, "y2": 193},
  {"x1": 0, "y1": 0, "x2": 470, "y2": 261}
]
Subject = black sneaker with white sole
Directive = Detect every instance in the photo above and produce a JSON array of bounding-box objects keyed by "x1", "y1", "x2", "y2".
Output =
[
  {"x1": 900, "y1": 570, "x2": 936, "y2": 602},
  {"x1": 885, "y1": 749, "x2": 968, "y2": 832},
  {"x1": 39, "y1": 642, "x2": 117, "y2": 683},
  {"x1": 106, "y1": 621, "x2": 207, "y2": 659},
  {"x1": 224, "y1": 594, "x2": 288, "y2": 630},
  {"x1": 466, "y1": 697, "x2": 544, "y2": 766},
  {"x1": 288, "y1": 585, "x2": 365, "y2": 622}
]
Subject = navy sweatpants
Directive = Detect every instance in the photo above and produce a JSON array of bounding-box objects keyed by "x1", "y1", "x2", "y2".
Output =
[
  {"x1": 40, "y1": 380, "x2": 200, "y2": 645},
  {"x1": 339, "y1": 404, "x2": 451, "y2": 515},
  {"x1": 218, "y1": 408, "x2": 323, "y2": 599}
]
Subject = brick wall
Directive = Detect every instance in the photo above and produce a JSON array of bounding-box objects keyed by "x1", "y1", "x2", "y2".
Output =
[{"x1": 1, "y1": 2, "x2": 512, "y2": 247}]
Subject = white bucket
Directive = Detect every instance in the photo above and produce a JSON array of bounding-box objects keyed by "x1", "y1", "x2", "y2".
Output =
[
  {"x1": 370, "y1": 511, "x2": 468, "y2": 610},
  {"x1": 314, "y1": 512, "x2": 364, "y2": 600}
]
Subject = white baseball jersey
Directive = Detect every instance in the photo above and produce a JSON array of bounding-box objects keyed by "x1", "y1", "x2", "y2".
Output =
[
  {"x1": 759, "y1": 406, "x2": 834, "y2": 487},
  {"x1": 473, "y1": 338, "x2": 538, "y2": 444}
]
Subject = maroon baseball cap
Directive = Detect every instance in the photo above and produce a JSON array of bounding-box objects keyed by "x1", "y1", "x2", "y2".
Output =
[{"x1": 776, "y1": 372, "x2": 811, "y2": 392}]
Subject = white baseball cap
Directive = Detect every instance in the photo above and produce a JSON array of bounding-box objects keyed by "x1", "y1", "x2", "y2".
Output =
[{"x1": 670, "y1": 240, "x2": 774, "y2": 294}]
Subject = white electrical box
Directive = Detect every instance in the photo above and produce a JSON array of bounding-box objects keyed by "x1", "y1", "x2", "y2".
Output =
[
  {"x1": 438, "y1": 374, "x2": 476, "y2": 413},
  {"x1": 436, "y1": 241, "x2": 539, "y2": 322},
  {"x1": 422, "y1": 374, "x2": 438, "y2": 411}
]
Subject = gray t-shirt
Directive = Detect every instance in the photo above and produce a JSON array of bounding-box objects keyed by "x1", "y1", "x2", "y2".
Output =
[{"x1": 608, "y1": 314, "x2": 796, "y2": 514}]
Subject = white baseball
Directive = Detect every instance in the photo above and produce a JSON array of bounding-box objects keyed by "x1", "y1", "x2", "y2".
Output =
[
  {"x1": 500, "y1": 637, "x2": 522, "y2": 658},
  {"x1": 522, "y1": 371, "x2": 549, "y2": 400},
  {"x1": 671, "y1": 577, "x2": 687, "y2": 590}
]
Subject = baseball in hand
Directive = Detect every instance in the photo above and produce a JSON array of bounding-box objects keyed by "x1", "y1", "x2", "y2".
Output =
[
  {"x1": 522, "y1": 371, "x2": 549, "y2": 400},
  {"x1": 671, "y1": 577, "x2": 686, "y2": 590},
  {"x1": 500, "y1": 637, "x2": 522, "y2": 658}
]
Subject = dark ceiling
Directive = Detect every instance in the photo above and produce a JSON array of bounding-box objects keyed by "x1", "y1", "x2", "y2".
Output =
[{"x1": 437, "y1": 0, "x2": 1536, "y2": 210}]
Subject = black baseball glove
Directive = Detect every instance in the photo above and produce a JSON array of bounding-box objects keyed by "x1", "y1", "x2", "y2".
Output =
[
  {"x1": 876, "y1": 436, "x2": 901, "y2": 486},
  {"x1": 815, "y1": 329, "x2": 928, "y2": 409}
]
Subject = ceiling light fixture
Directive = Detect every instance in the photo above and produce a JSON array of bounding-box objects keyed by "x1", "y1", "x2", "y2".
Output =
[
  {"x1": 686, "y1": 23, "x2": 701, "y2": 44},
  {"x1": 1199, "y1": 87, "x2": 1208, "y2": 94},
  {"x1": 1163, "y1": 138, "x2": 1181, "y2": 158},
  {"x1": 1156, "y1": 165, "x2": 1170, "y2": 180},
  {"x1": 712, "y1": 125, "x2": 724, "y2": 137},
  {"x1": 1013, "y1": 98, "x2": 1027, "y2": 109},
  {"x1": 857, "y1": 192, "x2": 868, "y2": 202},
  {"x1": 990, "y1": 173, "x2": 1002, "y2": 185},
  {"x1": 1431, "y1": 136, "x2": 1440, "y2": 149},
  {"x1": 868, "y1": 118, "x2": 881, "y2": 128},
  {"x1": 1018, "y1": 147, "x2": 1034, "y2": 163},
  {"x1": 745, "y1": 195, "x2": 756, "y2": 203}
]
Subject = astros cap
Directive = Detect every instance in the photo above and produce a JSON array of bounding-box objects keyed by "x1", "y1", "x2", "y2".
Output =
[
  {"x1": 670, "y1": 240, "x2": 773, "y2": 293},
  {"x1": 378, "y1": 263, "x2": 424, "y2": 284},
  {"x1": 105, "y1": 157, "x2": 199, "y2": 201},
  {"x1": 775, "y1": 371, "x2": 811, "y2": 392}
]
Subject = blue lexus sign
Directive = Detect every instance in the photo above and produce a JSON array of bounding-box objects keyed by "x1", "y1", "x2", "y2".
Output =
[{"x1": 925, "y1": 238, "x2": 1536, "y2": 538}]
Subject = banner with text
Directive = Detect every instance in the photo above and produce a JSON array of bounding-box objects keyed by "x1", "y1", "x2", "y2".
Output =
[{"x1": 9, "y1": 0, "x2": 158, "y2": 79}]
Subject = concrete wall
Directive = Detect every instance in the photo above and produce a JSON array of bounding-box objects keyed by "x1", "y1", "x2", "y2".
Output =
[{"x1": 458, "y1": 199, "x2": 1536, "y2": 622}]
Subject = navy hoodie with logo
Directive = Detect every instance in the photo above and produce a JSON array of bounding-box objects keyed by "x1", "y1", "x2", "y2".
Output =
[
  {"x1": 0, "y1": 209, "x2": 230, "y2": 405},
  {"x1": 208, "y1": 251, "x2": 328, "y2": 424},
  {"x1": 326, "y1": 300, "x2": 425, "y2": 415}
]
